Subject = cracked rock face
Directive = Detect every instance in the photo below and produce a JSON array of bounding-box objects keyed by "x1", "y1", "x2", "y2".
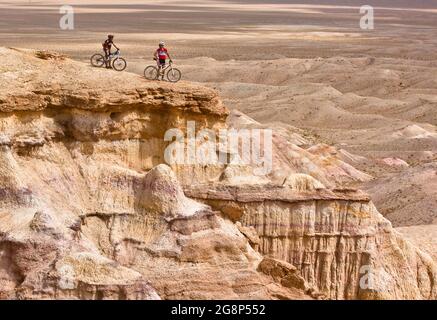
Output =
[{"x1": 0, "y1": 48, "x2": 435, "y2": 300}]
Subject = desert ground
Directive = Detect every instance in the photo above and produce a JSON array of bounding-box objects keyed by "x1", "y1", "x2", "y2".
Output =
[{"x1": 1, "y1": 0, "x2": 437, "y2": 252}]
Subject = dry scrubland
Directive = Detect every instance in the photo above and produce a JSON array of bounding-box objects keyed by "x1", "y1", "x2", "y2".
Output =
[{"x1": 1, "y1": 0, "x2": 437, "y2": 298}]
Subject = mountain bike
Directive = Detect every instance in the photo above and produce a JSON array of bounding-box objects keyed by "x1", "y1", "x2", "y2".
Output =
[
  {"x1": 144, "y1": 60, "x2": 181, "y2": 82},
  {"x1": 90, "y1": 50, "x2": 127, "y2": 71}
]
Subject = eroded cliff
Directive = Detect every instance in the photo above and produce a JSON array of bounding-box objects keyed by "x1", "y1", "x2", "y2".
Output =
[
  {"x1": 0, "y1": 47, "x2": 435, "y2": 300},
  {"x1": 0, "y1": 48, "x2": 309, "y2": 299}
]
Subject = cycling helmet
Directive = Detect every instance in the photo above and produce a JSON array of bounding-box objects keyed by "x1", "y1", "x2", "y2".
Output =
[
  {"x1": 108, "y1": 34, "x2": 114, "y2": 39},
  {"x1": 159, "y1": 41, "x2": 165, "y2": 47}
]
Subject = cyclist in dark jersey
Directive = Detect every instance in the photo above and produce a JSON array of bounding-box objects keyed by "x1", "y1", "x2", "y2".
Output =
[
  {"x1": 154, "y1": 41, "x2": 172, "y2": 80},
  {"x1": 102, "y1": 35, "x2": 119, "y2": 68}
]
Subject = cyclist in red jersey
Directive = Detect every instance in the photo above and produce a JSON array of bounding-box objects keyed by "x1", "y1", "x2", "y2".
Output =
[
  {"x1": 154, "y1": 41, "x2": 172, "y2": 80},
  {"x1": 102, "y1": 35, "x2": 119, "y2": 68}
]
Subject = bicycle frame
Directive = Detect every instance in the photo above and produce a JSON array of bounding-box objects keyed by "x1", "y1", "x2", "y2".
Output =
[
  {"x1": 145, "y1": 60, "x2": 180, "y2": 82},
  {"x1": 107, "y1": 50, "x2": 121, "y2": 61},
  {"x1": 157, "y1": 61, "x2": 173, "y2": 73}
]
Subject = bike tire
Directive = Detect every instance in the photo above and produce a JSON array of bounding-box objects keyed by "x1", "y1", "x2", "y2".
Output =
[
  {"x1": 166, "y1": 68, "x2": 182, "y2": 83},
  {"x1": 112, "y1": 57, "x2": 127, "y2": 71},
  {"x1": 144, "y1": 66, "x2": 159, "y2": 80},
  {"x1": 90, "y1": 53, "x2": 105, "y2": 67}
]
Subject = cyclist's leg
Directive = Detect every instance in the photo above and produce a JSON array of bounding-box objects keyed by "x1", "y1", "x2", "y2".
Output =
[
  {"x1": 108, "y1": 51, "x2": 114, "y2": 68},
  {"x1": 104, "y1": 49, "x2": 110, "y2": 67},
  {"x1": 159, "y1": 59, "x2": 166, "y2": 80},
  {"x1": 155, "y1": 59, "x2": 161, "y2": 78}
]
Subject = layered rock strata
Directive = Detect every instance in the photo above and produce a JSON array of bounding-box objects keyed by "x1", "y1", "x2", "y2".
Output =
[
  {"x1": 185, "y1": 182, "x2": 437, "y2": 300},
  {"x1": 0, "y1": 48, "x2": 309, "y2": 299},
  {"x1": 0, "y1": 47, "x2": 435, "y2": 300}
]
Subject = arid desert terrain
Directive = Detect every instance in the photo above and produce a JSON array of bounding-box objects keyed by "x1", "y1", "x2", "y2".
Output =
[{"x1": 1, "y1": 0, "x2": 437, "y2": 299}]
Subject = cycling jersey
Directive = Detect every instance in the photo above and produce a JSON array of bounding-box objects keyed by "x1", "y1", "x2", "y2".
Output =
[
  {"x1": 103, "y1": 39, "x2": 113, "y2": 50},
  {"x1": 157, "y1": 48, "x2": 168, "y2": 60}
]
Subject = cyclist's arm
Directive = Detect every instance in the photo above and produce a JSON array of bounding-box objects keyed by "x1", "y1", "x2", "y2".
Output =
[
  {"x1": 113, "y1": 43, "x2": 119, "y2": 50},
  {"x1": 167, "y1": 52, "x2": 172, "y2": 61}
]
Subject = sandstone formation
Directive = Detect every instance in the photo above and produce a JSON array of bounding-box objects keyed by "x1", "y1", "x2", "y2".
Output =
[
  {"x1": 0, "y1": 48, "x2": 309, "y2": 299},
  {"x1": 0, "y1": 47, "x2": 435, "y2": 300},
  {"x1": 185, "y1": 183, "x2": 437, "y2": 300}
]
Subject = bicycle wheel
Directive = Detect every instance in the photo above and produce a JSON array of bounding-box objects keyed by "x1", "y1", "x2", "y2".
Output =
[
  {"x1": 144, "y1": 66, "x2": 159, "y2": 80},
  {"x1": 112, "y1": 57, "x2": 127, "y2": 71},
  {"x1": 166, "y1": 68, "x2": 182, "y2": 83},
  {"x1": 90, "y1": 53, "x2": 105, "y2": 67}
]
